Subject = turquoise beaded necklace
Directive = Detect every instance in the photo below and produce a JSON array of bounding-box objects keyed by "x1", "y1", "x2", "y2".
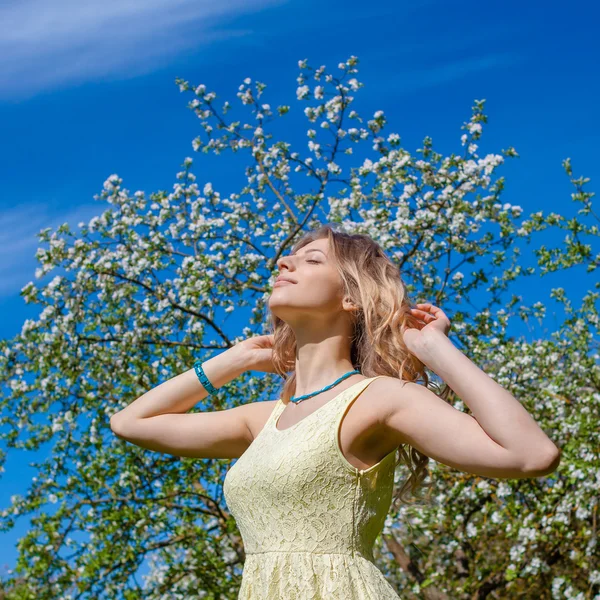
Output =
[{"x1": 289, "y1": 369, "x2": 361, "y2": 404}]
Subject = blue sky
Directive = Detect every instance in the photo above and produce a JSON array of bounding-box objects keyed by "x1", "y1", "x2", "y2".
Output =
[{"x1": 0, "y1": 0, "x2": 598, "y2": 582}]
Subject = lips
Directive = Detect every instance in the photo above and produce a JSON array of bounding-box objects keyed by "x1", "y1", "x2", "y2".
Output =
[{"x1": 275, "y1": 276, "x2": 296, "y2": 284}]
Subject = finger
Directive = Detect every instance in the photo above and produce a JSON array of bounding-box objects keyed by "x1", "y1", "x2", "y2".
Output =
[
  {"x1": 410, "y1": 308, "x2": 435, "y2": 319},
  {"x1": 409, "y1": 310, "x2": 426, "y2": 320},
  {"x1": 414, "y1": 304, "x2": 436, "y2": 314},
  {"x1": 416, "y1": 302, "x2": 441, "y2": 313}
]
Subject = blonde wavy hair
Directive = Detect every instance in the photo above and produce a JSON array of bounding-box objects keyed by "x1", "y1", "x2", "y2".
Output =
[{"x1": 267, "y1": 224, "x2": 451, "y2": 506}]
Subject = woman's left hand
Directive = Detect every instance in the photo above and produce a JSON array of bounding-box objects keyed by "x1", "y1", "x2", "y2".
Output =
[{"x1": 404, "y1": 303, "x2": 452, "y2": 353}]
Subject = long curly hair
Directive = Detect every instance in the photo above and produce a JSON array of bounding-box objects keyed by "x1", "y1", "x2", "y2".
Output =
[{"x1": 267, "y1": 224, "x2": 451, "y2": 506}]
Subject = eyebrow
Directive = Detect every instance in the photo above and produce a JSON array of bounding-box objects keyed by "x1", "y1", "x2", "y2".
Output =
[{"x1": 292, "y1": 249, "x2": 326, "y2": 257}]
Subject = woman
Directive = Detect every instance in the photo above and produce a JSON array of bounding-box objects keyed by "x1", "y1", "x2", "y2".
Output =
[{"x1": 111, "y1": 225, "x2": 561, "y2": 599}]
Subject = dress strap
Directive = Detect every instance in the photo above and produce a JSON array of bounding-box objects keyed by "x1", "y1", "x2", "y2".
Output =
[
  {"x1": 331, "y1": 375, "x2": 393, "y2": 474},
  {"x1": 266, "y1": 399, "x2": 285, "y2": 426},
  {"x1": 337, "y1": 375, "x2": 387, "y2": 409}
]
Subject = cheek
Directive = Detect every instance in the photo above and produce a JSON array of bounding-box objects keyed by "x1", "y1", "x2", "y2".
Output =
[
  {"x1": 307, "y1": 273, "x2": 334, "y2": 289},
  {"x1": 310, "y1": 280, "x2": 342, "y2": 304}
]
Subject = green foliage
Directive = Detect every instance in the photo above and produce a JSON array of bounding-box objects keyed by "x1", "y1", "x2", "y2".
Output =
[{"x1": 0, "y1": 55, "x2": 598, "y2": 599}]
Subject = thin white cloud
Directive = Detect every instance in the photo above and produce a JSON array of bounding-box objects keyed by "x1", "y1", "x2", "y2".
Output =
[
  {"x1": 375, "y1": 52, "x2": 523, "y2": 96},
  {"x1": 0, "y1": 202, "x2": 101, "y2": 297},
  {"x1": 0, "y1": 0, "x2": 284, "y2": 101}
]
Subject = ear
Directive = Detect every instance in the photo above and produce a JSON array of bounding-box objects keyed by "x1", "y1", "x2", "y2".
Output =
[{"x1": 342, "y1": 297, "x2": 360, "y2": 312}]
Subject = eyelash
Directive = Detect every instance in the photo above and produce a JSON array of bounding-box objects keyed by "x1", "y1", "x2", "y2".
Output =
[{"x1": 307, "y1": 259, "x2": 320, "y2": 264}]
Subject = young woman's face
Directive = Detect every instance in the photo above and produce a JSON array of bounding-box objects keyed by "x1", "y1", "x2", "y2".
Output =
[{"x1": 269, "y1": 238, "x2": 347, "y2": 326}]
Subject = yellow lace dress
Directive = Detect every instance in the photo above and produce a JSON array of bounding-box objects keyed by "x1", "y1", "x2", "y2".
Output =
[{"x1": 223, "y1": 375, "x2": 401, "y2": 599}]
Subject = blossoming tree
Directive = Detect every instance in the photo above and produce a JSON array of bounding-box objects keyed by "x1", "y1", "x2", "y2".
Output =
[{"x1": 0, "y1": 56, "x2": 598, "y2": 599}]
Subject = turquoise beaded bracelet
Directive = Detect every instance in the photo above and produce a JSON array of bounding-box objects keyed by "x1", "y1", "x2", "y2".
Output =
[{"x1": 194, "y1": 360, "x2": 218, "y2": 394}]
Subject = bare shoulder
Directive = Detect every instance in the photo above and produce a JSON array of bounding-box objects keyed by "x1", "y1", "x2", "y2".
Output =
[
  {"x1": 243, "y1": 399, "x2": 280, "y2": 441},
  {"x1": 356, "y1": 376, "x2": 405, "y2": 427},
  {"x1": 375, "y1": 376, "x2": 463, "y2": 447},
  {"x1": 371, "y1": 376, "x2": 430, "y2": 426}
]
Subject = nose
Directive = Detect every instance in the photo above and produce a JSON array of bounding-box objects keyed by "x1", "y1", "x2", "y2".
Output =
[{"x1": 277, "y1": 255, "x2": 296, "y2": 272}]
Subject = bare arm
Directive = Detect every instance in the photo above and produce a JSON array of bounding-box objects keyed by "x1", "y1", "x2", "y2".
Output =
[
  {"x1": 382, "y1": 379, "x2": 559, "y2": 479},
  {"x1": 109, "y1": 345, "x2": 258, "y2": 459},
  {"x1": 110, "y1": 345, "x2": 249, "y2": 422},
  {"x1": 380, "y1": 323, "x2": 561, "y2": 478}
]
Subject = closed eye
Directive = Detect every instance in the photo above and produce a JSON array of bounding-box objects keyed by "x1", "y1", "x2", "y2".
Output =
[{"x1": 307, "y1": 260, "x2": 320, "y2": 264}]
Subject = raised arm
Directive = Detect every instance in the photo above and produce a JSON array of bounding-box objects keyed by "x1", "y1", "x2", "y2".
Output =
[
  {"x1": 382, "y1": 304, "x2": 560, "y2": 479},
  {"x1": 381, "y1": 378, "x2": 559, "y2": 479},
  {"x1": 109, "y1": 345, "x2": 257, "y2": 459}
]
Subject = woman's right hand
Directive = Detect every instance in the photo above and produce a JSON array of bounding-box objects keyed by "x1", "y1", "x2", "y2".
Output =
[{"x1": 236, "y1": 334, "x2": 277, "y2": 373}]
